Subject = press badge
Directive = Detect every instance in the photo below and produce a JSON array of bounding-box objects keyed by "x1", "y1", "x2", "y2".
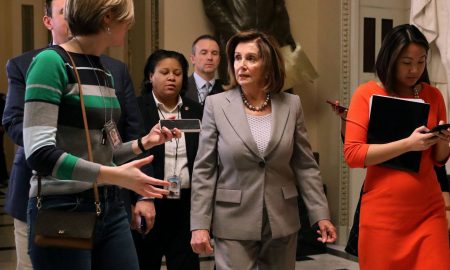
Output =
[
  {"x1": 104, "y1": 120, "x2": 122, "y2": 149},
  {"x1": 166, "y1": 175, "x2": 181, "y2": 199}
]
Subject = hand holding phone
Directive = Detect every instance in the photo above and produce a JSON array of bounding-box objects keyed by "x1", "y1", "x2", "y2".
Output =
[
  {"x1": 427, "y1": 123, "x2": 450, "y2": 133},
  {"x1": 326, "y1": 100, "x2": 348, "y2": 115},
  {"x1": 326, "y1": 100, "x2": 348, "y2": 114}
]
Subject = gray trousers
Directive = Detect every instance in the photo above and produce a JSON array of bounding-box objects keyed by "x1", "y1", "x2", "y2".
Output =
[{"x1": 214, "y1": 208, "x2": 298, "y2": 270}]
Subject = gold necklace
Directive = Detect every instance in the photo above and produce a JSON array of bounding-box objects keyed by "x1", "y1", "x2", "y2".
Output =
[{"x1": 241, "y1": 90, "x2": 271, "y2": 111}]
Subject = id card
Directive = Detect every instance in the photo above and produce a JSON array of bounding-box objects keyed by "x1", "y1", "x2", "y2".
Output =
[
  {"x1": 166, "y1": 175, "x2": 181, "y2": 199},
  {"x1": 104, "y1": 120, "x2": 122, "y2": 149}
]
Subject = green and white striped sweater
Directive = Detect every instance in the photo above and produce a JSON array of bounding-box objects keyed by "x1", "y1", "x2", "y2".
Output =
[{"x1": 23, "y1": 47, "x2": 135, "y2": 197}]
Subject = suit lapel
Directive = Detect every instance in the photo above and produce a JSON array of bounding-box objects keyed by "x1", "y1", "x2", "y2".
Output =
[
  {"x1": 210, "y1": 79, "x2": 223, "y2": 95},
  {"x1": 186, "y1": 76, "x2": 199, "y2": 102},
  {"x1": 142, "y1": 92, "x2": 160, "y2": 130},
  {"x1": 264, "y1": 93, "x2": 290, "y2": 157},
  {"x1": 222, "y1": 88, "x2": 261, "y2": 157},
  {"x1": 139, "y1": 91, "x2": 165, "y2": 178},
  {"x1": 180, "y1": 98, "x2": 199, "y2": 177},
  {"x1": 180, "y1": 97, "x2": 197, "y2": 156}
]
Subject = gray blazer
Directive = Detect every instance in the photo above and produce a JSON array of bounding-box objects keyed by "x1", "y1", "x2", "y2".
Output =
[{"x1": 190, "y1": 88, "x2": 330, "y2": 240}]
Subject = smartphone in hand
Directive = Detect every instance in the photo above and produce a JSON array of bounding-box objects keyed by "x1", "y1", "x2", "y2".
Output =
[
  {"x1": 427, "y1": 123, "x2": 450, "y2": 133},
  {"x1": 326, "y1": 100, "x2": 348, "y2": 114}
]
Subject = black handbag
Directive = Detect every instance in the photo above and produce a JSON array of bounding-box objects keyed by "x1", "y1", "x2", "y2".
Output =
[
  {"x1": 345, "y1": 184, "x2": 363, "y2": 257},
  {"x1": 33, "y1": 48, "x2": 101, "y2": 250}
]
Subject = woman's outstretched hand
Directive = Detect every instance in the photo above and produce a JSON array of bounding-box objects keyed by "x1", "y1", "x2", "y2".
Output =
[{"x1": 98, "y1": 155, "x2": 169, "y2": 198}]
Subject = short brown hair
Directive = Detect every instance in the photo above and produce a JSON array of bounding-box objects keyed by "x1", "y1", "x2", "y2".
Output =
[
  {"x1": 225, "y1": 30, "x2": 285, "y2": 93},
  {"x1": 65, "y1": 0, "x2": 134, "y2": 36},
  {"x1": 191, "y1": 34, "x2": 220, "y2": 55}
]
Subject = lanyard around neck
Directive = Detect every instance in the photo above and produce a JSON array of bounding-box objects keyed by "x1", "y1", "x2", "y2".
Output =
[{"x1": 157, "y1": 105, "x2": 181, "y2": 176}]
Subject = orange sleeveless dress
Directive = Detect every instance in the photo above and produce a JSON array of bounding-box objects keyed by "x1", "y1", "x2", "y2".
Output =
[{"x1": 344, "y1": 81, "x2": 450, "y2": 269}]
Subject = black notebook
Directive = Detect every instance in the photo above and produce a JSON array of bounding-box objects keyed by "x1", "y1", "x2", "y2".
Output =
[{"x1": 367, "y1": 95, "x2": 430, "y2": 172}]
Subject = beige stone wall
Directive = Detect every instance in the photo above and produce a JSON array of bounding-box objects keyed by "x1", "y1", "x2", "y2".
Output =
[
  {"x1": 315, "y1": 0, "x2": 343, "y2": 231},
  {"x1": 0, "y1": 1, "x2": 14, "y2": 174},
  {"x1": 0, "y1": 1, "x2": 13, "y2": 95},
  {"x1": 1, "y1": 0, "x2": 48, "y2": 174}
]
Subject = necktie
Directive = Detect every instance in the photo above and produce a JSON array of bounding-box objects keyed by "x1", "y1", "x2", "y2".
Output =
[{"x1": 199, "y1": 82, "x2": 210, "y2": 104}]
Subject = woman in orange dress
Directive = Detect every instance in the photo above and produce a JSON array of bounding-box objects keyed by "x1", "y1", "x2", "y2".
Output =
[{"x1": 344, "y1": 24, "x2": 450, "y2": 269}]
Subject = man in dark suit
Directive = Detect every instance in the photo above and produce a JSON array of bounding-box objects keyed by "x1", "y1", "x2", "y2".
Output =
[
  {"x1": 185, "y1": 35, "x2": 223, "y2": 105},
  {"x1": 2, "y1": 1, "x2": 142, "y2": 269}
]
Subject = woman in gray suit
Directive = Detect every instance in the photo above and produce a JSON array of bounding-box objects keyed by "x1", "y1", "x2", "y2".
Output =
[{"x1": 190, "y1": 31, "x2": 337, "y2": 270}]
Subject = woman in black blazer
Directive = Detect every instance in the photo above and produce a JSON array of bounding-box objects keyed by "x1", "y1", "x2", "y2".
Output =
[{"x1": 132, "y1": 50, "x2": 203, "y2": 270}]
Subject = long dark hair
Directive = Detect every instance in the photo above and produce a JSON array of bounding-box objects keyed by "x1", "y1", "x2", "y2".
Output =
[
  {"x1": 141, "y1": 49, "x2": 189, "y2": 96},
  {"x1": 375, "y1": 24, "x2": 430, "y2": 94}
]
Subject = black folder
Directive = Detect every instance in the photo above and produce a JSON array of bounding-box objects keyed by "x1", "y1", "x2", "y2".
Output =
[{"x1": 367, "y1": 95, "x2": 430, "y2": 172}]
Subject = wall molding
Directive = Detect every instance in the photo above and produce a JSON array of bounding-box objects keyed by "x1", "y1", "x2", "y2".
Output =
[
  {"x1": 339, "y1": 0, "x2": 352, "y2": 228},
  {"x1": 151, "y1": 0, "x2": 160, "y2": 52}
]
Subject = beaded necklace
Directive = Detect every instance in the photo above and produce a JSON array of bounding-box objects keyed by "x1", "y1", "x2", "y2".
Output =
[{"x1": 241, "y1": 90, "x2": 271, "y2": 111}]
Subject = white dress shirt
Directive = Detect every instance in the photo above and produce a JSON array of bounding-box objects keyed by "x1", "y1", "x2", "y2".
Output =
[
  {"x1": 193, "y1": 72, "x2": 216, "y2": 103},
  {"x1": 152, "y1": 92, "x2": 190, "y2": 188}
]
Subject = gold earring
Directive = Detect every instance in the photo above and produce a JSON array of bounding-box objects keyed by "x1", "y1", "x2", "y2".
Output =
[{"x1": 107, "y1": 27, "x2": 111, "y2": 34}]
